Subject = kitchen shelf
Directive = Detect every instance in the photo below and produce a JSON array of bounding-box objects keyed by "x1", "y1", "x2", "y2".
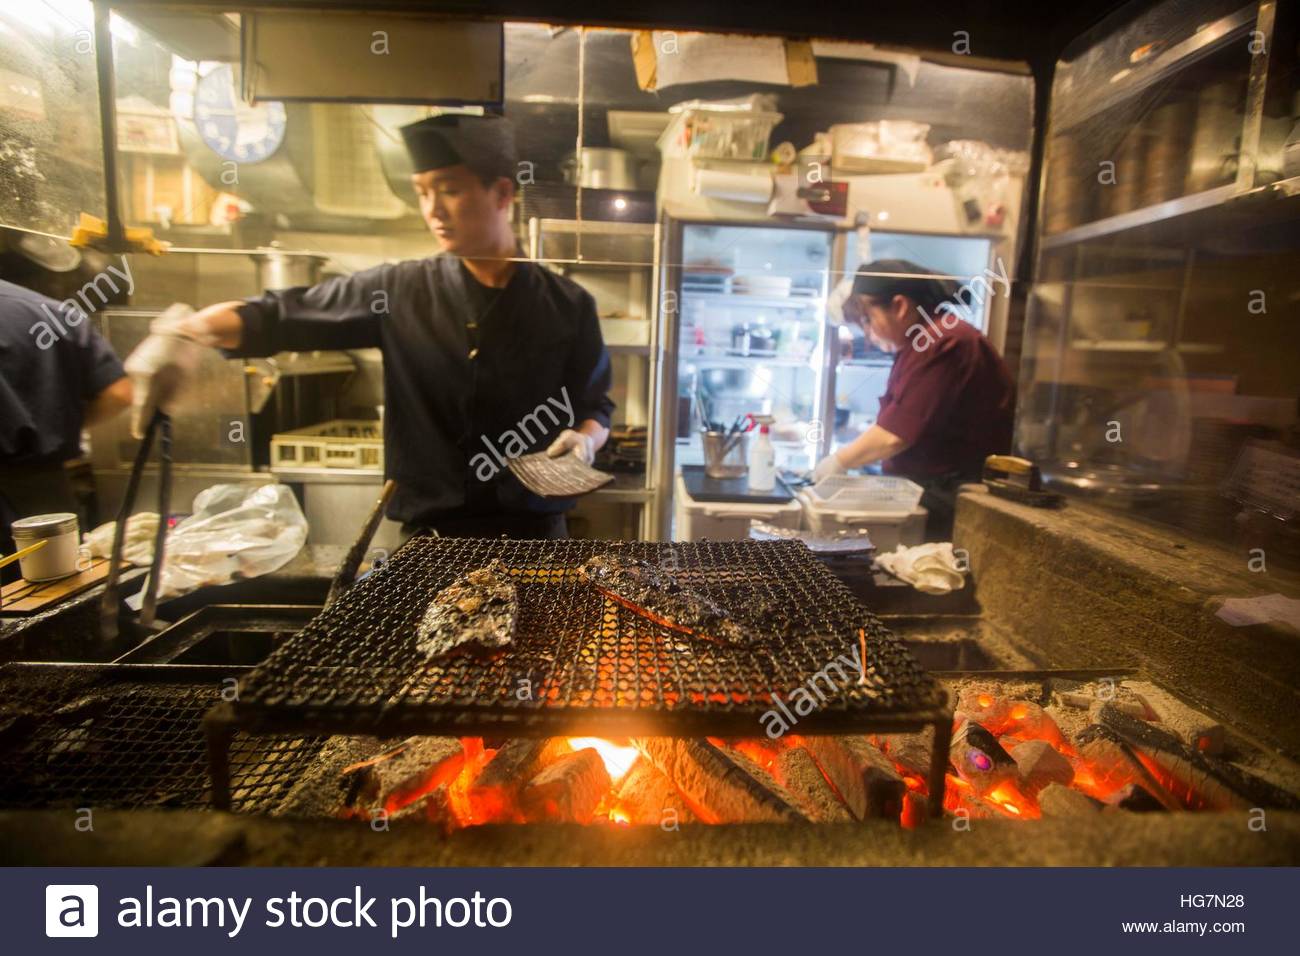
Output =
[
  {"x1": 533, "y1": 218, "x2": 655, "y2": 236},
  {"x1": 592, "y1": 472, "x2": 653, "y2": 503},
  {"x1": 1052, "y1": 4, "x2": 1257, "y2": 133},
  {"x1": 1040, "y1": 184, "x2": 1238, "y2": 250},
  {"x1": 552, "y1": 259, "x2": 654, "y2": 271},
  {"x1": 682, "y1": 291, "x2": 824, "y2": 309},
  {"x1": 1041, "y1": 174, "x2": 1300, "y2": 252},
  {"x1": 1068, "y1": 339, "x2": 1227, "y2": 353},
  {"x1": 682, "y1": 349, "x2": 814, "y2": 369}
]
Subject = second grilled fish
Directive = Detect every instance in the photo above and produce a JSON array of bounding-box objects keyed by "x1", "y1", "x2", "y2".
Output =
[{"x1": 577, "y1": 553, "x2": 755, "y2": 648}]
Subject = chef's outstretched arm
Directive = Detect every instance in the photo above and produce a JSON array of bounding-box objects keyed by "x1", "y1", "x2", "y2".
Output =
[
  {"x1": 812, "y1": 425, "x2": 908, "y2": 482},
  {"x1": 122, "y1": 269, "x2": 389, "y2": 437}
]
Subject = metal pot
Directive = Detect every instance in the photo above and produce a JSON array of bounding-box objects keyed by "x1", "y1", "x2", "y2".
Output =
[
  {"x1": 560, "y1": 148, "x2": 638, "y2": 190},
  {"x1": 250, "y1": 248, "x2": 329, "y2": 290}
]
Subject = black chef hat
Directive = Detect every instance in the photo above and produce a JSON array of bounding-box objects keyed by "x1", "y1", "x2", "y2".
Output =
[
  {"x1": 399, "y1": 114, "x2": 518, "y2": 184},
  {"x1": 852, "y1": 258, "x2": 959, "y2": 314}
]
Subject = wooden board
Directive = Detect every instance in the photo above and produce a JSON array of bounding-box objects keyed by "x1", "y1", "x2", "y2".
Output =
[{"x1": 1, "y1": 557, "x2": 112, "y2": 614}]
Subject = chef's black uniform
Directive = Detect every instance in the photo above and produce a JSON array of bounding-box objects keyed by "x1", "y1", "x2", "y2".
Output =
[
  {"x1": 1, "y1": 279, "x2": 126, "y2": 579},
  {"x1": 227, "y1": 254, "x2": 614, "y2": 538}
]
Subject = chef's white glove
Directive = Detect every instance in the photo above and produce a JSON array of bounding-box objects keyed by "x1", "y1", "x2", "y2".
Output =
[
  {"x1": 546, "y1": 428, "x2": 595, "y2": 466},
  {"x1": 122, "y1": 303, "x2": 209, "y2": 439},
  {"x1": 812, "y1": 451, "x2": 847, "y2": 483}
]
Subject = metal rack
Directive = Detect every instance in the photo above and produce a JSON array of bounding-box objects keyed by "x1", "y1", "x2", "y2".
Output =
[
  {"x1": 527, "y1": 217, "x2": 666, "y2": 537},
  {"x1": 206, "y1": 536, "x2": 952, "y2": 815},
  {"x1": 0, "y1": 663, "x2": 322, "y2": 813}
]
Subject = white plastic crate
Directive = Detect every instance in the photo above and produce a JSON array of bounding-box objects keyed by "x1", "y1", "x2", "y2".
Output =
[
  {"x1": 805, "y1": 475, "x2": 924, "y2": 513},
  {"x1": 271, "y1": 420, "x2": 383, "y2": 472},
  {"x1": 673, "y1": 474, "x2": 801, "y2": 542},
  {"x1": 798, "y1": 475, "x2": 927, "y2": 551}
]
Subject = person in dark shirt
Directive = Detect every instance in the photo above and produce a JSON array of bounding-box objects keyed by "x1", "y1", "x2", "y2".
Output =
[
  {"x1": 124, "y1": 115, "x2": 613, "y2": 540},
  {"x1": 0, "y1": 279, "x2": 132, "y2": 577},
  {"x1": 813, "y1": 259, "x2": 1015, "y2": 539}
]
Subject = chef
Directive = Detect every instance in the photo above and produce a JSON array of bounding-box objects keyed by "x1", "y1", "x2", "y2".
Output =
[
  {"x1": 813, "y1": 259, "x2": 1015, "y2": 539},
  {"x1": 1, "y1": 279, "x2": 133, "y2": 578},
  {"x1": 124, "y1": 114, "x2": 613, "y2": 540}
]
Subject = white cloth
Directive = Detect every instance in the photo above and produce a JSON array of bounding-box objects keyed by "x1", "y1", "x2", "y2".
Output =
[
  {"x1": 875, "y1": 542, "x2": 966, "y2": 594},
  {"x1": 83, "y1": 512, "x2": 160, "y2": 565},
  {"x1": 546, "y1": 428, "x2": 595, "y2": 466}
]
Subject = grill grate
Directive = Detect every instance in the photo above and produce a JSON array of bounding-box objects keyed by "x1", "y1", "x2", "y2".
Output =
[
  {"x1": 224, "y1": 538, "x2": 947, "y2": 739},
  {"x1": 0, "y1": 665, "x2": 322, "y2": 812}
]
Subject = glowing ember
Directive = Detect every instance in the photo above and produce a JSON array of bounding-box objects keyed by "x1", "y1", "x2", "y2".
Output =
[{"x1": 567, "y1": 737, "x2": 639, "y2": 783}]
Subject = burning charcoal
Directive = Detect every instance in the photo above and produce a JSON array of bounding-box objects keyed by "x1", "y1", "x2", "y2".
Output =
[
  {"x1": 956, "y1": 689, "x2": 1016, "y2": 732},
  {"x1": 948, "y1": 718, "x2": 1017, "y2": 796},
  {"x1": 631, "y1": 737, "x2": 806, "y2": 823},
  {"x1": 520, "y1": 748, "x2": 612, "y2": 823},
  {"x1": 719, "y1": 742, "x2": 821, "y2": 821},
  {"x1": 1037, "y1": 782, "x2": 1100, "y2": 817},
  {"x1": 1010, "y1": 739, "x2": 1074, "y2": 796},
  {"x1": 1122, "y1": 680, "x2": 1225, "y2": 756},
  {"x1": 390, "y1": 784, "x2": 454, "y2": 826},
  {"x1": 800, "y1": 735, "x2": 905, "y2": 820},
  {"x1": 772, "y1": 745, "x2": 853, "y2": 823},
  {"x1": 274, "y1": 735, "x2": 385, "y2": 818},
  {"x1": 900, "y1": 790, "x2": 928, "y2": 829},
  {"x1": 1096, "y1": 704, "x2": 1298, "y2": 811},
  {"x1": 1074, "y1": 724, "x2": 1182, "y2": 810},
  {"x1": 577, "y1": 554, "x2": 756, "y2": 648},
  {"x1": 1106, "y1": 783, "x2": 1167, "y2": 813},
  {"x1": 959, "y1": 692, "x2": 1063, "y2": 746},
  {"x1": 871, "y1": 732, "x2": 934, "y2": 778},
  {"x1": 614, "y1": 760, "x2": 697, "y2": 825},
  {"x1": 469, "y1": 738, "x2": 572, "y2": 822},
  {"x1": 348, "y1": 736, "x2": 465, "y2": 813},
  {"x1": 415, "y1": 560, "x2": 517, "y2": 659},
  {"x1": 946, "y1": 784, "x2": 1003, "y2": 820}
]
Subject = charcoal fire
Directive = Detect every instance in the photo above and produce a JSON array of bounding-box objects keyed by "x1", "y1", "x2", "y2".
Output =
[
  {"x1": 415, "y1": 560, "x2": 517, "y2": 659},
  {"x1": 577, "y1": 554, "x2": 756, "y2": 648},
  {"x1": 258, "y1": 669, "x2": 1298, "y2": 832}
]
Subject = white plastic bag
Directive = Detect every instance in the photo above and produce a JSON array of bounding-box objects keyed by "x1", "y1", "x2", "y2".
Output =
[{"x1": 126, "y1": 483, "x2": 307, "y2": 607}]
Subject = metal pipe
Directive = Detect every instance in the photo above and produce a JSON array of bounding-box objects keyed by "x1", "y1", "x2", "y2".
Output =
[
  {"x1": 139, "y1": 414, "x2": 172, "y2": 626},
  {"x1": 92, "y1": 2, "x2": 126, "y2": 252}
]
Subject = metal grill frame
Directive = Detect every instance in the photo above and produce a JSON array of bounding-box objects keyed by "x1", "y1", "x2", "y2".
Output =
[
  {"x1": 208, "y1": 537, "x2": 952, "y2": 816},
  {"x1": 0, "y1": 663, "x2": 322, "y2": 813}
]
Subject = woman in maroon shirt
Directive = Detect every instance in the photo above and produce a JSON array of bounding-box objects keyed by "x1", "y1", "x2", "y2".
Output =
[{"x1": 813, "y1": 259, "x2": 1015, "y2": 539}]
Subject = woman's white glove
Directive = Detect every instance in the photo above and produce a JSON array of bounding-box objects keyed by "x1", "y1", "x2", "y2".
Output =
[
  {"x1": 812, "y1": 451, "x2": 847, "y2": 483},
  {"x1": 546, "y1": 429, "x2": 595, "y2": 466},
  {"x1": 122, "y1": 303, "x2": 208, "y2": 438}
]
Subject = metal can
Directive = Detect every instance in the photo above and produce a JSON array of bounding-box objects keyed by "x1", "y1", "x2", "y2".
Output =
[{"x1": 11, "y1": 512, "x2": 80, "y2": 582}]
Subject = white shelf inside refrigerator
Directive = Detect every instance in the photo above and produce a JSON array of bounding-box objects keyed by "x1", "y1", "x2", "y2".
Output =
[{"x1": 681, "y1": 290, "x2": 824, "y2": 309}]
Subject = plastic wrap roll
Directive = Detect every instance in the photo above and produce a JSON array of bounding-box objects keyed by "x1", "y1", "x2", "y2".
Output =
[{"x1": 692, "y1": 167, "x2": 774, "y2": 204}]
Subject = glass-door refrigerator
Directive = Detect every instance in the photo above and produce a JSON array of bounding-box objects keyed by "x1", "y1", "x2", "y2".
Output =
[{"x1": 657, "y1": 220, "x2": 837, "y2": 496}]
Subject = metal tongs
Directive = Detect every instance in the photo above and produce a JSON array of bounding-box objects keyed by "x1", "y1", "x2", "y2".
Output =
[{"x1": 100, "y1": 409, "x2": 172, "y2": 640}]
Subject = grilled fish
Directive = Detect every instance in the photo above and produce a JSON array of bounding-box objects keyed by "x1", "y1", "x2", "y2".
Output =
[
  {"x1": 577, "y1": 554, "x2": 755, "y2": 648},
  {"x1": 415, "y1": 560, "x2": 517, "y2": 659}
]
